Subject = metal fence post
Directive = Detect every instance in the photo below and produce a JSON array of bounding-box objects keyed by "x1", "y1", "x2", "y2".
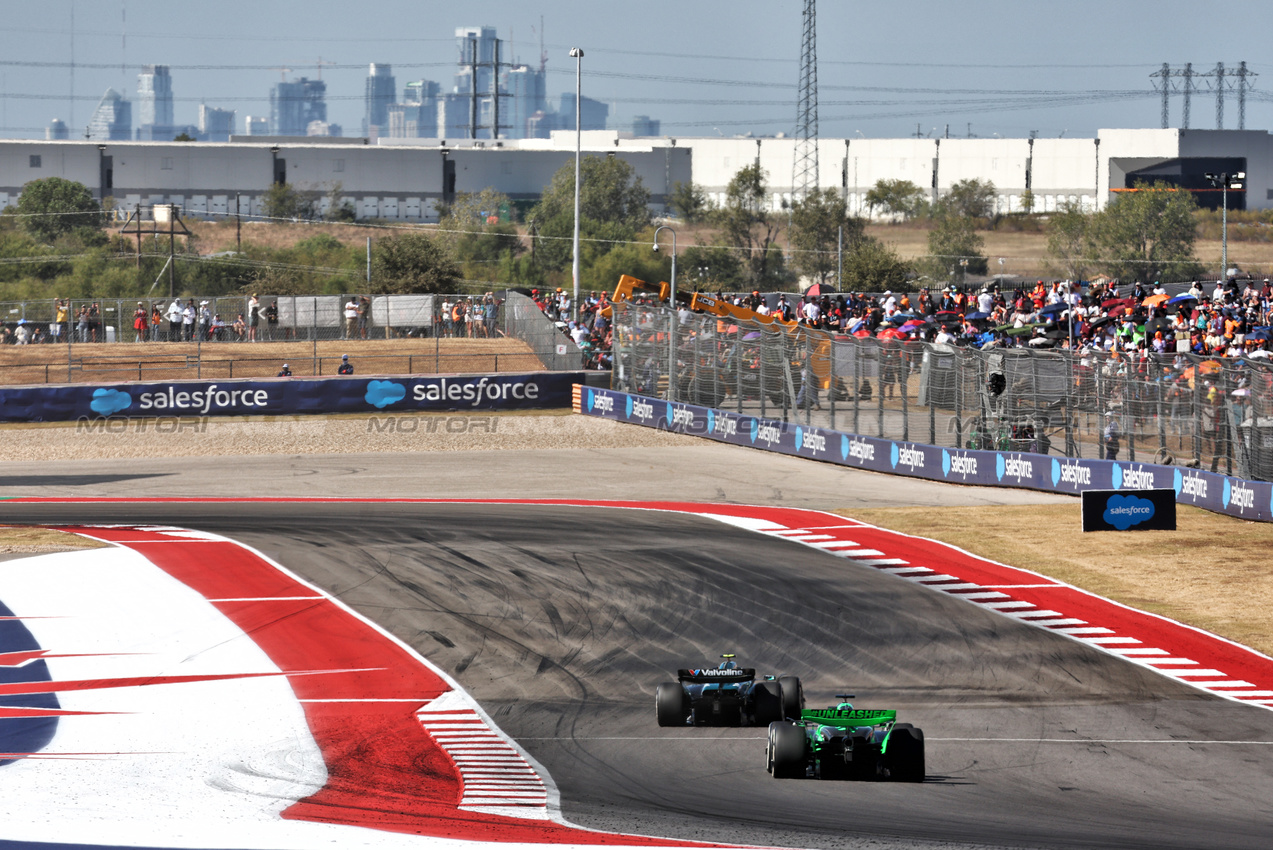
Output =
[
  {"x1": 853, "y1": 341, "x2": 860, "y2": 435},
  {"x1": 829, "y1": 338, "x2": 837, "y2": 432}
]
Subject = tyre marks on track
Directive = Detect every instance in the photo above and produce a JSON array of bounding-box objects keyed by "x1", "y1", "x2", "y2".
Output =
[{"x1": 701, "y1": 509, "x2": 1273, "y2": 711}]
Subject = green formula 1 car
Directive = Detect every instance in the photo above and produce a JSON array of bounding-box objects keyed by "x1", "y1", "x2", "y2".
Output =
[{"x1": 766, "y1": 694, "x2": 925, "y2": 782}]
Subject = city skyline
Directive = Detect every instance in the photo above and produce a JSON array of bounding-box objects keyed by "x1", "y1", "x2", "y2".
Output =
[{"x1": 1, "y1": 1, "x2": 1272, "y2": 142}]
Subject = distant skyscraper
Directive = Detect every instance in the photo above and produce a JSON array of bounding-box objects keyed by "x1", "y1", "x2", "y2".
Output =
[
  {"x1": 46, "y1": 119, "x2": 69, "y2": 140},
  {"x1": 270, "y1": 78, "x2": 327, "y2": 136},
  {"x1": 364, "y1": 64, "x2": 396, "y2": 137},
  {"x1": 199, "y1": 105, "x2": 236, "y2": 142},
  {"x1": 505, "y1": 65, "x2": 546, "y2": 140},
  {"x1": 632, "y1": 115, "x2": 661, "y2": 137},
  {"x1": 245, "y1": 116, "x2": 269, "y2": 136},
  {"x1": 388, "y1": 80, "x2": 439, "y2": 138},
  {"x1": 307, "y1": 120, "x2": 342, "y2": 137},
  {"x1": 137, "y1": 65, "x2": 174, "y2": 128},
  {"x1": 86, "y1": 89, "x2": 132, "y2": 141},
  {"x1": 559, "y1": 93, "x2": 609, "y2": 132}
]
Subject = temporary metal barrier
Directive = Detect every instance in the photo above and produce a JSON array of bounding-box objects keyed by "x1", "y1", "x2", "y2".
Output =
[{"x1": 610, "y1": 302, "x2": 1273, "y2": 482}]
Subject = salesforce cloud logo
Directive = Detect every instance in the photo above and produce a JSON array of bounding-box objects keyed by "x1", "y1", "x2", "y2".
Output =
[
  {"x1": 586, "y1": 388, "x2": 594, "y2": 411},
  {"x1": 365, "y1": 380, "x2": 406, "y2": 409},
  {"x1": 90, "y1": 388, "x2": 132, "y2": 416},
  {"x1": 996, "y1": 453, "x2": 1005, "y2": 481},
  {"x1": 625, "y1": 396, "x2": 633, "y2": 418},
  {"x1": 1103, "y1": 494, "x2": 1155, "y2": 530},
  {"x1": 1111, "y1": 464, "x2": 1123, "y2": 490},
  {"x1": 750, "y1": 418, "x2": 759, "y2": 443},
  {"x1": 795, "y1": 427, "x2": 803, "y2": 451},
  {"x1": 841, "y1": 434, "x2": 849, "y2": 461},
  {"x1": 890, "y1": 443, "x2": 899, "y2": 468}
]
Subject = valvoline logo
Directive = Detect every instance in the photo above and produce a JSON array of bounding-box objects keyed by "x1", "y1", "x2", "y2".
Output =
[{"x1": 90, "y1": 388, "x2": 133, "y2": 416}]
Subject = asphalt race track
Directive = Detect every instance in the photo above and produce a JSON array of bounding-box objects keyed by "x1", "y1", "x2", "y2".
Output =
[{"x1": 3, "y1": 500, "x2": 1272, "y2": 850}]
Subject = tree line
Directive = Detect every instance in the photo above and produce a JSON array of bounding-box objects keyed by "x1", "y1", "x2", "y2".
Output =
[{"x1": 0, "y1": 165, "x2": 1222, "y2": 304}]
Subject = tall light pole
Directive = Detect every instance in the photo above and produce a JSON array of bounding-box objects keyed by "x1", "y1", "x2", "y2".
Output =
[
  {"x1": 570, "y1": 47, "x2": 584, "y2": 323},
  {"x1": 1206, "y1": 170, "x2": 1245, "y2": 281},
  {"x1": 653, "y1": 224, "x2": 677, "y2": 402}
]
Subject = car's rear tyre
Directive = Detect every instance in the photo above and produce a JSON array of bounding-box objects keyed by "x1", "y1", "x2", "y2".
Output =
[
  {"x1": 656, "y1": 682, "x2": 687, "y2": 727},
  {"x1": 887, "y1": 723, "x2": 925, "y2": 782},
  {"x1": 752, "y1": 681, "x2": 782, "y2": 725},
  {"x1": 778, "y1": 676, "x2": 804, "y2": 721},
  {"x1": 767, "y1": 721, "x2": 806, "y2": 779}
]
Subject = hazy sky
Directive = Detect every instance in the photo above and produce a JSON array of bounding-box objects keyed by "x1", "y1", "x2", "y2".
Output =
[{"x1": 1, "y1": 0, "x2": 1270, "y2": 141}]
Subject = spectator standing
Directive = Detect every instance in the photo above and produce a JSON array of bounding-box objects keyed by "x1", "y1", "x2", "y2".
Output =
[
  {"x1": 150, "y1": 303, "x2": 163, "y2": 341},
  {"x1": 166, "y1": 298, "x2": 183, "y2": 342},
  {"x1": 247, "y1": 294, "x2": 260, "y2": 343},
  {"x1": 14, "y1": 320, "x2": 30, "y2": 345},
  {"x1": 233, "y1": 313, "x2": 246, "y2": 340},
  {"x1": 441, "y1": 297, "x2": 454, "y2": 337},
  {"x1": 182, "y1": 299, "x2": 196, "y2": 341},
  {"x1": 87, "y1": 302, "x2": 100, "y2": 342},
  {"x1": 198, "y1": 301, "x2": 212, "y2": 340},
  {"x1": 344, "y1": 297, "x2": 358, "y2": 339},
  {"x1": 278, "y1": 363, "x2": 292, "y2": 377},
  {"x1": 1103, "y1": 414, "x2": 1121, "y2": 460},
  {"x1": 53, "y1": 299, "x2": 68, "y2": 343},
  {"x1": 358, "y1": 296, "x2": 371, "y2": 339},
  {"x1": 76, "y1": 306, "x2": 89, "y2": 342},
  {"x1": 133, "y1": 302, "x2": 148, "y2": 342},
  {"x1": 337, "y1": 353, "x2": 354, "y2": 375},
  {"x1": 264, "y1": 299, "x2": 279, "y2": 341}
]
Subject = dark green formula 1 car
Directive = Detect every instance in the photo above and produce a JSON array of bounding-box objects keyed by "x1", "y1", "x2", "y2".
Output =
[{"x1": 766, "y1": 694, "x2": 924, "y2": 782}]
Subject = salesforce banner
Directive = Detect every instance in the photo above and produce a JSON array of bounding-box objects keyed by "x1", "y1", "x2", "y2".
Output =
[
  {"x1": 577, "y1": 386, "x2": 1273, "y2": 524},
  {"x1": 0, "y1": 373, "x2": 583, "y2": 423}
]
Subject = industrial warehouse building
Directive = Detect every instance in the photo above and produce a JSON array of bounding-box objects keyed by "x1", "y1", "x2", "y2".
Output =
[{"x1": 0, "y1": 127, "x2": 1269, "y2": 221}]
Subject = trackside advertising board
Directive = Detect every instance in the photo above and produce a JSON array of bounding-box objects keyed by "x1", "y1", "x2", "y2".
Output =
[
  {"x1": 574, "y1": 385, "x2": 1273, "y2": 524},
  {"x1": 0, "y1": 373, "x2": 584, "y2": 422},
  {"x1": 1081, "y1": 488, "x2": 1178, "y2": 532}
]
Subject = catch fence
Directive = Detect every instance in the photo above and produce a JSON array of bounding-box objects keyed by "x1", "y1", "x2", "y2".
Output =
[
  {"x1": 0, "y1": 291, "x2": 579, "y2": 384},
  {"x1": 610, "y1": 303, "x2": 1273, "y2": 482}
]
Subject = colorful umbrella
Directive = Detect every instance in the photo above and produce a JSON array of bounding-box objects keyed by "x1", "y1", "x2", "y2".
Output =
[
  {"x1": 1142, "y1": 293, "x2": 1170, "y2": 307},
  {"x1": 1167, "y1": 293, "x2": 1198, "y2": 305}
]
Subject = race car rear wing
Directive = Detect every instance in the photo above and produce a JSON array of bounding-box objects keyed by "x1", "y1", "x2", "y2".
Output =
[{"x1": 677, "y1": 668, "x2": 756, "y2": 683}]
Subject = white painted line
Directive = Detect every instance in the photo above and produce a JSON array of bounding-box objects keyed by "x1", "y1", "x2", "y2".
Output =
[
  {"x1": 1085, "y1": 637, "x2": 1142, "y2": 645},
  {"x1": 1053, "y1": 627, "x2": 1116, "y2": 636},
  {"x1": 831, "y1": 549, "x2": 887, "y2": 558},
  {"x1": 1009, "y1": 610, "x2": 1065, "y2": 619},
  {"x1": 1109, "y1": 647, "x2": 1170, "y2": 656},
  {"x1": 206, "y1": 596, "x2": 326, "y2": 602},
  {"x1": 982, "y1": 601, "x2": 1037, "y2": 610},
  {"x1": 853, "y1": 558, "x2": 911, "y2": 566},
  {"x1": 1199, "y1": 681, "x2": 1259, "y2": 689},
  {"x1": 1165, "y1": 669, "x2": 1228, "y2": 678},
  {"x1": 1141, "y1": 659, "x2": 1199, "y2": 666},
  {"x1": 918, "y1": 581, "x2": 981, "y2": 590},
  {"x1": 1027, "y1": 618, "x2": 1089, "y2": 627},
  {"x1": 948, "y1": 591, "x2": 1011, "y2": 601},
  {"x1": 809, "y1": 540, "x2": 865, "y2": 550},
  {"x1": 877, "y1": 566, "x2": 932, "y2": 574}
]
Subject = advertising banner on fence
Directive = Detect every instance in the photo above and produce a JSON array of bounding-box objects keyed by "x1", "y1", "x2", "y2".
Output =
[
  {"x1": 0, "y1": 373, "x2": 584, "y2": 423},
  {"x1": 574, "y1": 386, "x2": 1273, "y2": 524}
]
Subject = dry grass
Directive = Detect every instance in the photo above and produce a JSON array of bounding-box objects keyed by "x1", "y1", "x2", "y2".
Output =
[
  {"x1": 0, "y1": 338, "x2": 545, "y2": 385},
  {"x1": 844, "y1": 504, "x2": 1273, "y2": 656},
  {"x1": 0, "y1": 527, "x2": 106, "y2": 554},
  {"x1": 184, "y1": 219, "x2": 430, "y2": 254}
]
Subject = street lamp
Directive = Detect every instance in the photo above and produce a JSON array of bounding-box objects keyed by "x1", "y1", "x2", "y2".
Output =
[
  {"x1": 1205, "y1": 171, "x2": 1245, "y2": 282},
  {"x1": 569, "y1": 47, "x2": 584, "y2": 323},
  {"x1": 653, "y1": 224, "x2": 677, "y2": 402}
]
